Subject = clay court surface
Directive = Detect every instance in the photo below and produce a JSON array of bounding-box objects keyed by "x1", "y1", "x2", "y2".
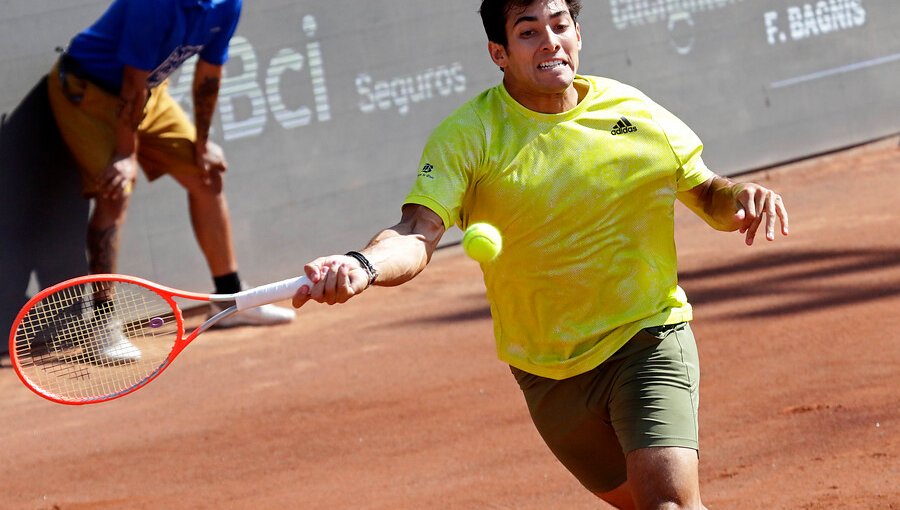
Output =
[{"x1": 1, "y1": 137, "x2": 898, "y2": 509}]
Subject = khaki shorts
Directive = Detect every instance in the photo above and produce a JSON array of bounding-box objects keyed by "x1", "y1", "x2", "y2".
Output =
[
  {"x1": 47, "y1": 60, "x2": 203, "y2": 197},
  {"x1": 510, "y1": 322, "x2": 700, "y2": 493}
]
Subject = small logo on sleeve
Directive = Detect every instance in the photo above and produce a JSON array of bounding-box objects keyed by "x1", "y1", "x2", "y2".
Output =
[
  {"x1": 418, "y1": 163, "x2": 435, "y2": 179},
  {"x1": 611, "y1": 116, "x2": 638, "y2": 136}
]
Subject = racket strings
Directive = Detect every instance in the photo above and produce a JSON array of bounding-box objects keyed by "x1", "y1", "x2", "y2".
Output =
[{"x1": 13, "y1": 281, "x2": 180, "y2": 403}]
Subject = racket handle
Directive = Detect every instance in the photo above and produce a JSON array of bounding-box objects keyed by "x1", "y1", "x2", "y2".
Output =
[{"x1": 234, "y1": 276, "x2": 311, "y2": 310}]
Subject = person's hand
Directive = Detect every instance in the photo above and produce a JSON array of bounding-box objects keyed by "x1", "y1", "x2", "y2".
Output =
[
  {"x1": 731, "y1": 183, "x2": 789, "y2": 245},
  {"x1": 100, "y1": 154, "x2": 138, "y2": 200},
  {"x1": 196, "y1": 140, "x2": 228, "y2": 172},
  {"x1": 292, "y1": 255, "x2": 371, "y2": 308},
  {"x1": 195, "y1": 140, "x2": 227, "y2": 193}
]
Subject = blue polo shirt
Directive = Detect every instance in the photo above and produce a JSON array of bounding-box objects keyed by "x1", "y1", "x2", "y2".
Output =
[{"x1": 65, "y1": 0, "x2": 242, "y2": 92}]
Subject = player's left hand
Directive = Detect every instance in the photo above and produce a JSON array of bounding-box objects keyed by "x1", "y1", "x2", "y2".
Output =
[{"x1": 732, "y1": 183, "x2": 789, "y2": 245}]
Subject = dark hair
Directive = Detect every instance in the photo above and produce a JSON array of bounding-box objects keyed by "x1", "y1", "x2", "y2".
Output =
[{"x1": 479, "y1": 0, "x2": 582, "y2": 47}]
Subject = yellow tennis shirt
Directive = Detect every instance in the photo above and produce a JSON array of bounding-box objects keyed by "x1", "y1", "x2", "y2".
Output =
[{"x1": 405, "y1": 75, "x2": 715, "y2": 379}]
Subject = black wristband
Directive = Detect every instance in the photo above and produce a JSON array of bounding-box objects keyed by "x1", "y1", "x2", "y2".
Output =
[{"x1": 345, "y1": 251, "x2": 378, "y2": 287}]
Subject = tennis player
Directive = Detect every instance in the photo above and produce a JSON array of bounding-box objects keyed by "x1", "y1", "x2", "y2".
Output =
[
  {"x1": 46, "y1": 0, "x2": 294, "y2": 362},
  {"x1": 292, "y1": 1, "x2": 788, "y2": 508}
]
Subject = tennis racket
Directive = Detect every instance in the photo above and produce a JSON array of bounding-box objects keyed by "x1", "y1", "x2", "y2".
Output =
[{"x1": 8, "y1": 274, "x2": 309, "y2": 405}]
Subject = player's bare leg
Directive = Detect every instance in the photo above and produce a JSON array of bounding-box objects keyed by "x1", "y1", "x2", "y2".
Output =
[
  {"x1": 621, "y1": 446, "x2": 707, "y2": 510},
  {"x1": 595, "y1": 482, "x2": 637, "y2": 509}
]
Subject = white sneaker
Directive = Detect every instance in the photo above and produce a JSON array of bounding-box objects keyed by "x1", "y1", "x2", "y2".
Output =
[
  {"x1": 91, "y1": 320, "x2": 141, "y2": 364},
  {"x1": 208, "y1": 302, "x2": 295, "y2": 328}
]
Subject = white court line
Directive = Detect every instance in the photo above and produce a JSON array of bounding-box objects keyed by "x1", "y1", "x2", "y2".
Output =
[{"x1": 770, "y1": 52, "x2": 900, "y2": 89}]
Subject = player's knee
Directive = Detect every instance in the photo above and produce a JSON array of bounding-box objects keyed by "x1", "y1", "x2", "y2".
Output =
[
  {"x1": 593, "y1": 480, "x2": 636, "y2": 509},
  {"x1": 625, "y1": 447, "x2": 702, "y2": 510},
  {"x1": 648, "y1": 502, "x2": 704, "y2": 510}
]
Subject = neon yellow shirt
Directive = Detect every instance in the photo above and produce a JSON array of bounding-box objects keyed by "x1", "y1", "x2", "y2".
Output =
[{"x1": 405, "y1": 75, "x2": 714, "y2": 379}]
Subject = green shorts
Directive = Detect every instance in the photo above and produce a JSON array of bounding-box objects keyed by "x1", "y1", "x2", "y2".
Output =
[{"x1": 510, "y1": 322, "x2": 700, "y2": 493}]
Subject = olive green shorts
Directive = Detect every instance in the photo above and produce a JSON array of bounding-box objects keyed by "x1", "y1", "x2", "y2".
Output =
[
  {"x1": 47, "y1": 60, "x2": 202, "y2": 197},
  {"x1": 510, "y1": 322, "x2": 700, "y2": 493}
]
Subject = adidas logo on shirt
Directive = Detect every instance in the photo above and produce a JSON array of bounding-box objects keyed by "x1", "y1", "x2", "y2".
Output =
[{"x1": 611, "y1": 116, "x2": 638, "y2": 136}]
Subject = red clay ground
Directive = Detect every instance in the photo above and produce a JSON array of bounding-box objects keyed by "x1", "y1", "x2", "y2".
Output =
[{"x1": 1, "y1": 137, "x2": 898, "y2": 509}]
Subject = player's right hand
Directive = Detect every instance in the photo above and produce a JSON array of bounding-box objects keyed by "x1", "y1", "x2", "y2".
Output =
[{"x1": 292, "y1": 256, "x2": 370, "y2": 308}]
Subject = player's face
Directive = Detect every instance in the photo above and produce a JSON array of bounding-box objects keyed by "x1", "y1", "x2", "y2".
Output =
[{"x1": 489, "y1": 0, "x2": 582, "y2": 111}]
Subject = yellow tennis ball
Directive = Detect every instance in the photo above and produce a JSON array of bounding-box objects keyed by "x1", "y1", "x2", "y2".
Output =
[{"x1": 463, "y1": 223, "x2": 502, "y2": 262}]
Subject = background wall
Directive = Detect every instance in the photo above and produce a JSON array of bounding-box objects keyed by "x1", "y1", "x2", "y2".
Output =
[{"x1": 1, "y1": 0, "x2": 898, "y2": 328}]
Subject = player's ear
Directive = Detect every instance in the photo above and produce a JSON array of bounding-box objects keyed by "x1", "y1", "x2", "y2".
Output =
[
  {"x1": 488, "y1": 41, "x2": 507, "y2": 71},
  {"x1": 575, "y1": 22, "x2": 582, "y2": 50}
]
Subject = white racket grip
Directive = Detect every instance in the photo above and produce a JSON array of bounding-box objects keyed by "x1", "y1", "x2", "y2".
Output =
[{"x1": 234, "y1": 276, "x2": 311, "y2": 311}]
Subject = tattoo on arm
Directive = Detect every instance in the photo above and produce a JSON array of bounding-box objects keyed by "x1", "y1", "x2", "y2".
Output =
[
  {"x1": 193, "y1": 76, "x2": 220, "y2": 140},
  {"x1": 87, "y1": 225, "x2": 120, "y2": 275}
]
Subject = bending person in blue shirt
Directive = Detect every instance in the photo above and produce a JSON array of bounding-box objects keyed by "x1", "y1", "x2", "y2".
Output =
[{"x1": 47, "y1": 0, "x2": 294, "y2": 363}]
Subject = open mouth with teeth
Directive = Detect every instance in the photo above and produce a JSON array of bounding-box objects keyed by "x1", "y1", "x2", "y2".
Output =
[{"x1": 538, "y1": 60, "x2": 568, "y2": 70}]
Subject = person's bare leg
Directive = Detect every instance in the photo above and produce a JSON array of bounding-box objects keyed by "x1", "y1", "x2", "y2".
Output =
[
  {"x1": 625, "y1": 446, "x2": 708, "y2": 510},
  {"x1": 86, "y1": 192, "x2": 142, "y2": 362},
  {"x1": 170, "y1": 171, "x2": 237, "y2": 277},
  {"x1": 87, "y1": 193, "x2": 131, "y2": 275}
]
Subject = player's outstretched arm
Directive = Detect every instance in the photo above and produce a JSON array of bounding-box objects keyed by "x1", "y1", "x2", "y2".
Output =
[
  {"x1": 292, "y1": 204, "x2": 446, "y2": 307},
  {"x1": 677, "y1": 175, "x2": 790, "y2": 245}
]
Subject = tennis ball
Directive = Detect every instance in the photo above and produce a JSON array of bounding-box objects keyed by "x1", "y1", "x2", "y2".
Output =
[{"x1": 463, "y1": 223, "x2": 502, "y2": 263}]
